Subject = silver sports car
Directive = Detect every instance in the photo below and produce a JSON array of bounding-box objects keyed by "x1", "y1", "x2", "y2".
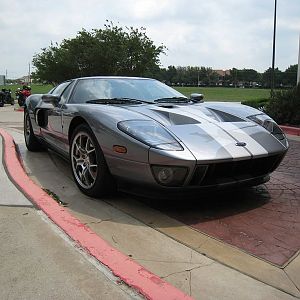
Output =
[{"x1": 24, "y1": 76, "x2": 288, "y2": 197}]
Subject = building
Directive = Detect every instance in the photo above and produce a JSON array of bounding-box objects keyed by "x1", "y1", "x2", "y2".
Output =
[
  {"x1": 0, "y1": 75, "x2": 5, "y2": 85},
  {"x1": 213, "y1": 70, "x2": 231, "y2": 77},
  {"x1": 17, "y1": 75, "x2": 31, "y2": 84}
]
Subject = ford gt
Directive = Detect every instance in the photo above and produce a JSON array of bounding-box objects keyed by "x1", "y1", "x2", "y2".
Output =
[{"x1": 24, "y1": 77, "x2": 288, "y2": 197}]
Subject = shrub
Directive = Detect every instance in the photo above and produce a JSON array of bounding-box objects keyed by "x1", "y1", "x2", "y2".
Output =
[
  {"x1": 265, "y1": 84, "x2": 300, "y2": 125},
  {"x1": 241, "y1": 98, "x2": 269, "y2": 111}
]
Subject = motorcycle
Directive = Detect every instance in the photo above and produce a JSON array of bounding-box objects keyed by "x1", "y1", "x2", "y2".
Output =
[
  {"x1": 16, "y1": 87, "x2": 31, "y2": 107},
  {"x1": 0, "y1": 89, "x2": 14, "y2": 106}
]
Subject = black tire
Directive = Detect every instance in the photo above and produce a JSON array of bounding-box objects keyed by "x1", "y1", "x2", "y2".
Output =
[
  {"x1": 70, "y1": 123, "x2": 115, "y2": 197},
  {"x1": 24, "y1": 110, "x2": 44, "y2": 151},
  {"x1": 18, "y1": 99, "x2": 23, "y2": 107},
  {"x1": 18, "y1": 95, "x2": 25, "y2": 107}
]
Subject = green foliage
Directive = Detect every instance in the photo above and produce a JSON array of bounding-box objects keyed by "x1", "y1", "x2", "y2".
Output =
[
  {"x1": 32, "y1": 21, "x2": 165, "y2": 84},
  {"x1": 241, "y1": 98, "x2": 269, "y2": 109},
  {"x1": 265, "y1": 84, "x2": 300, "y2": 125},
  {"x1": 152, "y1": 66, "x2": 219, "y2": 86},
  {"x1": 282, "y1": 65, "x2": 298, "y2": 87},
  {"x1": 229, "y1": 68, "x2": 261, "y2": 84},
  {"x1": 261, "y1": 67, "x2": 283, "y2": 88},
  {"x1": 260, "y1": 65, "x2": 298, "y2": 88},
  {"x1": 43, "y1": 188, "x2": 68, "y2": 206},
  {"x1": 147, "y1": 65, "x2": 297, "y2": 88}
]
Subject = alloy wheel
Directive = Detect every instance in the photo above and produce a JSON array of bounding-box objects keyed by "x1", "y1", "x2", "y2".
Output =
[
  {"x1": 71, "y1": 132, "x2": 98, "y2": 189},
  {"x1": 24, "y1": 113, "x2": 31, "y2": 144}
]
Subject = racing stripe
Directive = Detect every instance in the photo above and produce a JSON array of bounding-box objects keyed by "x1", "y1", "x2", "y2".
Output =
[
  {"x1": 244, "y1": 129, "x2": 287, "y2": 154},
  {"x1": 196, "y1": 123, "x2": 251, "y2": 159},
  {"x1": 219, "y1": 123, "x2": 269, "y2": 156}
]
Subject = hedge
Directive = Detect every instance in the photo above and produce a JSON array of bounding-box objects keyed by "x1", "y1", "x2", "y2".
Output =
[{"x1": 265, "y1": 84, "x2": 300, "y2": 125}]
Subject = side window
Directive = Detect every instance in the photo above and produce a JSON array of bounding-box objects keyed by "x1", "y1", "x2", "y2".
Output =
[
  {"x1": 60, "y1": 81, "x2": 76, "y2": 104},
  {"x1": 51, "y1": 81, "x2": 71, "y2": 97}
]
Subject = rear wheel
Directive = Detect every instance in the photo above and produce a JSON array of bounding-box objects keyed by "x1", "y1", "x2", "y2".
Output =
[
  {"x1": 70, "y1": 124, "x2": 115, "y2": 197},
  {"x1": 24, "y1": 110, "x2": 44, "y2": 151}
]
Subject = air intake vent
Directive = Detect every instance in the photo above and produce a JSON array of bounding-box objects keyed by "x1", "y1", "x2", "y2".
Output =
[{"x1": 189, "y1": 154, "x2": 284, "y2": 186}]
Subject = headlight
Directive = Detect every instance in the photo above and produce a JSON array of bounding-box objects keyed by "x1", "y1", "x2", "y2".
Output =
[
  {"x1": 248, "y1": 114, "x2": 286, "y2": 141},
  {"x1": 247, "y1": 114, "x2": 269, "y2": 126},
  {"x1": 117, "y1": 120, "x2": 183, "y2": 151}
]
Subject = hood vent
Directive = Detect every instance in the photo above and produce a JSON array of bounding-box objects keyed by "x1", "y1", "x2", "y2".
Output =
[
  {"x1": 207, "y1": 108, "x2": 245, "y2": 122},
  {"x1": 152, "y1": 109, "x2": 200, "y2": 125}
]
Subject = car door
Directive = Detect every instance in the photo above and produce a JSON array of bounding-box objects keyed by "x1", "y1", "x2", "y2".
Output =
[{"x1": 40, "y1": 81, "x2": 75, "y2": 153}]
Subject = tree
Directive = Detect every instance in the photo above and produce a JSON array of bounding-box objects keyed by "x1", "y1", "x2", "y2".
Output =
[
  {"x1": 282, "y1": 64, "x2": 298, "y2": 87},
  {"x1": 32, "y1": 21, "x2": 166, "y2": 84},
  {"x1": 165, "y1": 66, "x2": 177, "y2": 84},
  {"x1": 239, "y1": 69, "x2": 260, "y2": 83},
  {"x1": 261, "y1": 67, "x2": 283, "y2": 88}
]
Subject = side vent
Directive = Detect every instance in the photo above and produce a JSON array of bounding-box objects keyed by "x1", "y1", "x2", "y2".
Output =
[{"x1": 36, "y1": 109, "x2": 48, "y2": 127}]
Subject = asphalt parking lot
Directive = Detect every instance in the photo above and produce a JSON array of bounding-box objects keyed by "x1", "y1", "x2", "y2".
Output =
[{"x1": 1, "y1": 105, "x2": 299, "y2": 299}]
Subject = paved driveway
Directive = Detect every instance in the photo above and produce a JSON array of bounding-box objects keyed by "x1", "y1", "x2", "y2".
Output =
[
  {"x1": 149, "y1": 139, "x2": 300, "y2": 266},
  {"x1": 1, "y1": 106, "x2": 299, "y2": 299}
]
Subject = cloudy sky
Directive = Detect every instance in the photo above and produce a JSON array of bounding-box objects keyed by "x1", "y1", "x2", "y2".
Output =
[{"x1": 0, "y1": 0, "x2": 299, "y2": 78}]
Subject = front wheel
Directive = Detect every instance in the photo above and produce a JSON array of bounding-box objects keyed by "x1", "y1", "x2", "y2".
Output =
[
  {"x1": 70, "y1": 124, "x2": 115, "y2": 197},
  {"x1": 24, "y1": 110, "x2": 44, "y2": 151},
  {"x1": 18, "y1": 95, "x2": 25, "y2": 107}
]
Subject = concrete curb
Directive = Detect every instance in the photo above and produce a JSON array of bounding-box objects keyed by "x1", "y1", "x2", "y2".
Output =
[
  {"x1": 280, "y1": 125, "x2": 300, "y2": 136},
  {"x1": 0, "y1": 128, "x2": 193, "y2": 300},
  {"x1": 14, "y1": 107, "x2": 24, "y2": 112}
]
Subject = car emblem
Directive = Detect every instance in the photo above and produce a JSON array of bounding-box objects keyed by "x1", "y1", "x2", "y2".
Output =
[{"x1": 236, "y1": 142, "x2": 247, "y2": 147}]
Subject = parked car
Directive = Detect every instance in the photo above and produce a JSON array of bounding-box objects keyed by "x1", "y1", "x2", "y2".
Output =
[{"x1": 24, "y1": 76, "x2": 288, "y2": 197}]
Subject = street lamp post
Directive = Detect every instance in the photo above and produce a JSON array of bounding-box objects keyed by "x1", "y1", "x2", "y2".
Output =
[
  {"x1": 297, "y1": 34, "x2": 300, "y2": 85},
  {"x1": 28, "y1": 63, "x2": 31, "y2": 85},
  {"x1": 271, "y1": 0, "x2": 277, "y2": 96}
]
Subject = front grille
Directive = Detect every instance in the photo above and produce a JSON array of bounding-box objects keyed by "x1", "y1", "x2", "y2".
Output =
[{"x1": 189, "y1": 154, "x2": 284, "y2": 186}]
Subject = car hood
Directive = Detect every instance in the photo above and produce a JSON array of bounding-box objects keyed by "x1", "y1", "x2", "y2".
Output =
[{"x1": 126, "y1": 103, "x2": 287, "y2": 162}]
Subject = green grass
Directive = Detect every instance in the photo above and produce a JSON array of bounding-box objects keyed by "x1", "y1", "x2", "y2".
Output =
[
  {"x1": 1, "y1": 84, "x2": 271, "y2": 102},
  {"x1": 174, "y1": 87, "x2": 271, "y2": 101},
  {"x1": 0, "y1": 84, "x2": 53, "y2": 96}
]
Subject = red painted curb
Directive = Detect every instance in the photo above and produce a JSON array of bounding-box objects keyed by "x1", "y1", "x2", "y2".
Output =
[
  {"x1": 14, "y1": 107, "x2": 24, "y2": 112},
  {"x1": 0, "y1": 128, "x2": 193, "y2": 300},
  {"x1": 280, "y1": 125, "x2": 300, "y2": 136}
]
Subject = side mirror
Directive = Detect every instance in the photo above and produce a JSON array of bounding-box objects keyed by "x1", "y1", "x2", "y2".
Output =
[
  {"x1": 190, "y1": 93, "x2": 204, "y2": 103},
  {"x1": 41, "y1": 94, "x2": 60, "y2": 106}
]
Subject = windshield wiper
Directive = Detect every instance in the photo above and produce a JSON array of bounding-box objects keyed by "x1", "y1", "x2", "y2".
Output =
[
  {"x1": 86, "y1": 98, "x2": 152, "y2": 104},
  {"x1": 154, "y1": 97, "x2": 189, "y2": 103}
]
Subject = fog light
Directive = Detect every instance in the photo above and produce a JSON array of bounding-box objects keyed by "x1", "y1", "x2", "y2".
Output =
[
  {"x1": 151, "y1": 165, "x2": 188, "y2": 186},
  {"x1": 158, "y1": 168, "x2": 174, "y2": 184}
]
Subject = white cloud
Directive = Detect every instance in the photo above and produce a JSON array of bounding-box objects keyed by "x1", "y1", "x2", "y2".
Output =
[{"x1": 0, "y1": 0, "x2": 299, "y2": 78}]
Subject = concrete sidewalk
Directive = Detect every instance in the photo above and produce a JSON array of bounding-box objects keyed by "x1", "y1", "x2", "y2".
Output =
[{"x1": 0, "y1": 136, "x2": 139, "y2": 300}]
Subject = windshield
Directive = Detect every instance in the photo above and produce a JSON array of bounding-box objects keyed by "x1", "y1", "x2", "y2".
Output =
[{"x1": 70, "y1": 78, "x2": 187, "y2": 104}]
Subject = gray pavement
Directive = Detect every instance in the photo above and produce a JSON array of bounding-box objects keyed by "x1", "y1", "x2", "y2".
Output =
[
  {"x1": 0, "y1": 105, "x2": 299, "y2": 299},
  {"x1": 0, "y1": 135, "x2": 140, "y2": 299},
  {"x1": 0, "y1": 206, "x2": 137, "y2": 300}
]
